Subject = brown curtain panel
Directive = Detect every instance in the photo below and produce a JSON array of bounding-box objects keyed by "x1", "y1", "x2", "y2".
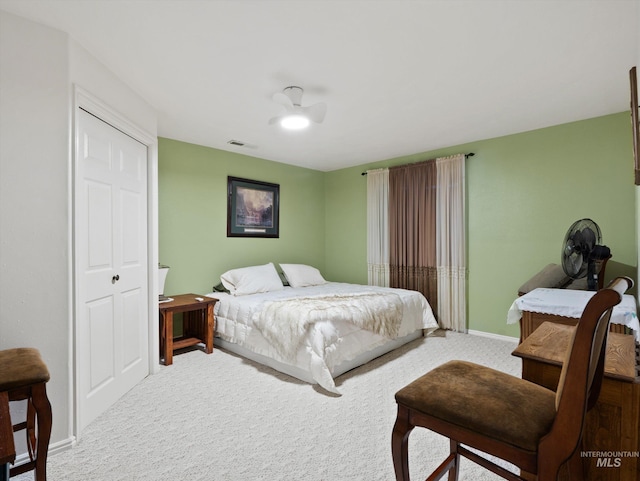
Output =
[{"x1": 388, "y1": 161, "x2": 438, "y2": 313}]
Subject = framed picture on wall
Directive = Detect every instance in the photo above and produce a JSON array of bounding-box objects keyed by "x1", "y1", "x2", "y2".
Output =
[{"x1": 227, "y1": 176, "x2": 280, "y2": 237}]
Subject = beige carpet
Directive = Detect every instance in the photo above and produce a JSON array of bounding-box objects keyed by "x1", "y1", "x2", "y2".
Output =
[{"x1": 15, "y1": 330, "x2": 520, "y2": 480}]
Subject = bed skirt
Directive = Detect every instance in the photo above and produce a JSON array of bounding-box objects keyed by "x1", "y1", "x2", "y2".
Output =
[{"x1": 215, "y1": 329, "x2": 425, "y2": 387}]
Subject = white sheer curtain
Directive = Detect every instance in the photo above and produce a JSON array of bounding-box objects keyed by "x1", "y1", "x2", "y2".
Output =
[
  {"x1": 436, "y1": 154, "x2": 466, "y2": 331},
  {"x1": 366, "y1": 168, "x2": 390, "y2": 286}
]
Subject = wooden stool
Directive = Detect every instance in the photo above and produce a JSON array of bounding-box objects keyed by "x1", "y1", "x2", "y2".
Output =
[{"x1": 0, "y1": 348, "x2": 52, "y2": 481}]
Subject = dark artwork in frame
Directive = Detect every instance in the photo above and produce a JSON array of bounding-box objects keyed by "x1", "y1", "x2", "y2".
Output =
[{"x1": 227, "y1": 176, "x2": 280, "y2": 238}]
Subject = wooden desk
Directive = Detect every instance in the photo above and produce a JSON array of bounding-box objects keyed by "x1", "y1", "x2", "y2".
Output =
[
  {"x1": 513, "y1": 322, "x2": 640, "y2": 481},
  {"x1": 0, "y1": 391, "x2": 15, "y2": 481},
  {"x1": 159, "y1": 294, "x2": 217, "y2": 366}
]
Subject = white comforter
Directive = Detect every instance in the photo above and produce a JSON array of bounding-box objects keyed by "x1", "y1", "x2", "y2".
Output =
[{"x1": 208, "y1": 282, "x2": 437, "y2": 393}]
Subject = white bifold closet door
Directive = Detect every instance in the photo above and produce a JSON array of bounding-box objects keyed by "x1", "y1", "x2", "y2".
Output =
[{"x1": 75, "y1": 108, "x2": 149, "y2": 431}]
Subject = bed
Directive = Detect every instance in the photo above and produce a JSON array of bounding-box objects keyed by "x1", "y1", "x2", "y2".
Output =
[{"x1": 206, "y1": 263, "x2": 438, "y2": 394}]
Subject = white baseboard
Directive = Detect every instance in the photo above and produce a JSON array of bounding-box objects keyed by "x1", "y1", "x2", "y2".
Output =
[
  {"x1": 468, "y1": 329, "x2": 519, "y2": 344},
  {"x1": 12, "y1": 436, "x2": 76, "y2": 467}
]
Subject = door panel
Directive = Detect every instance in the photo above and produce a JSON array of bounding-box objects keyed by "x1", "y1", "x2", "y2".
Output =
[
  {"x1": 86, "y1": 298, "x2": 115, "y2": 392},
  {"x1": 121, "y1": 189, "x2": 141, "y2": 265},
  {"x1": 87, "y1": 181, "x2": 112, "y2": 269},
  {"x1": 122, "y1": 289, "x2": 143, "y2": 368}
]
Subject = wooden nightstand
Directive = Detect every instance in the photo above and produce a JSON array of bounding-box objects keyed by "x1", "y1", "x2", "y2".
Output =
[{"x1": 159, "y1": 294, "x2": 217, "y2": 366}]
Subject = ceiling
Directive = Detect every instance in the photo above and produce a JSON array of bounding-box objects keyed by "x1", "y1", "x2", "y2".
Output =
[{"x1": 0, "y1": 1, "x2": 638, "y2": 172}]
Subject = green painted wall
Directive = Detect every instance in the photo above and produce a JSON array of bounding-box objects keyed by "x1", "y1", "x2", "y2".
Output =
[
  {"x1": 158, "y1": 138, "x2": 325, "y2": 296},
  {"x1": 324, "y1": 112, "x2": 637, "y2": 338},
  {"x1": 159, "y1": 112, "x2": 637, "y2": 339}
]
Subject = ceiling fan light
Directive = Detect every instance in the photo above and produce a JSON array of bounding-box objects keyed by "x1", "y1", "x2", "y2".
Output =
[{"x1": 280, "y1": 114, "x2": 310, "y2": 130}]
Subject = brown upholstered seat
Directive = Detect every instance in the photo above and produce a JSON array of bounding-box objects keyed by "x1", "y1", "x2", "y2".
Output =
[
  {"x1": 0, "y1": 349, "x2": 50, "y2": 392},
  {"x1": 396, "y1": 361, "x2": 557, "y2": 454},
  {"x1": 0, "y1": 348, "x2": 52, "y2": 481},
  {"x1": 392, "y1": 276, "x2": 633, "y2": 481}
]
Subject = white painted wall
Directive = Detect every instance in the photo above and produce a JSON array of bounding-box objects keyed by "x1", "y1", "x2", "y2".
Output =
[
  {"x1": 0, "y1": 9, "x2": 157, "y2": 456},
  {"x1": 69, "y1": 40, "x2": 157, "y2": 136},
  {"x1": 0, "y1": 9, "x2": 72, "y2": 451}
]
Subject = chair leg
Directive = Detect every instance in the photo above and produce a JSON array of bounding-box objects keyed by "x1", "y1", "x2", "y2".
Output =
[
  {"x1": 31, "y1": 383, "x2": 52, "y2": 481},
  {"x1": 392, "y1": 405, "x2": 459, "y2": 481},
  {"x1": 26, "y1": 398, "x2": 36, "y2": 462},
  {"x1": 425, "y1": 451, "x2": 457, "y2": 481},
  {"x1": 392, "y1": 405, "x2": 414, "y2": 481},
  {"x1": 566, "y1": 447, "x2": 584, "y2": 481},
  {"x1": 447, "y1": 439, "x2": 460, "y2": 481},
  {"x1": 537, "y1": 459, "x2": 562, "y2": 481}
]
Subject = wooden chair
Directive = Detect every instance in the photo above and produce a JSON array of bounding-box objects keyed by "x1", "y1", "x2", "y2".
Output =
[
  {"x1": 0, "y1": 348, "x2": 52, "y2": 481},
  {"x1": 391, "y1": 276, "x2": 633, "y2": 481}
]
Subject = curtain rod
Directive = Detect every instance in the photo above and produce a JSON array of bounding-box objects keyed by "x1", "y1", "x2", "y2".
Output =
[{"x1": 360, "y1": 152, "x2": 474, "y2": 175}]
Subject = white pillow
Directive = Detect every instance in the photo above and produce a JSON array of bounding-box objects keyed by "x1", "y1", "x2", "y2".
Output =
[
  {"x1": 220, "y1": 263, "x2": 284, "y2": 296},
  {"x1": 280, "y1": 264, "x2": 326, "y2": 288}
]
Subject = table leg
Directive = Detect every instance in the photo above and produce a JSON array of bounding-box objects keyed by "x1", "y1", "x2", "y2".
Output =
[
  {"x1": 205, "y1": 303, "x2": 214, "y2": 354},
  {"x1": 164, "y1": 311, "x2": 173, "y2": 365}
]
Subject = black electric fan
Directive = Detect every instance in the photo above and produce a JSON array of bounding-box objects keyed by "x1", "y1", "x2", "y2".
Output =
[{"x1": 560, "y1": 218, "x2": 610, "y2": 291}]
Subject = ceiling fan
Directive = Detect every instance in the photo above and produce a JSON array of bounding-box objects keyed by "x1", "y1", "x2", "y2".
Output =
[{"x1": 268, "y1": 86, "x2": 327, "y2": 130}]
